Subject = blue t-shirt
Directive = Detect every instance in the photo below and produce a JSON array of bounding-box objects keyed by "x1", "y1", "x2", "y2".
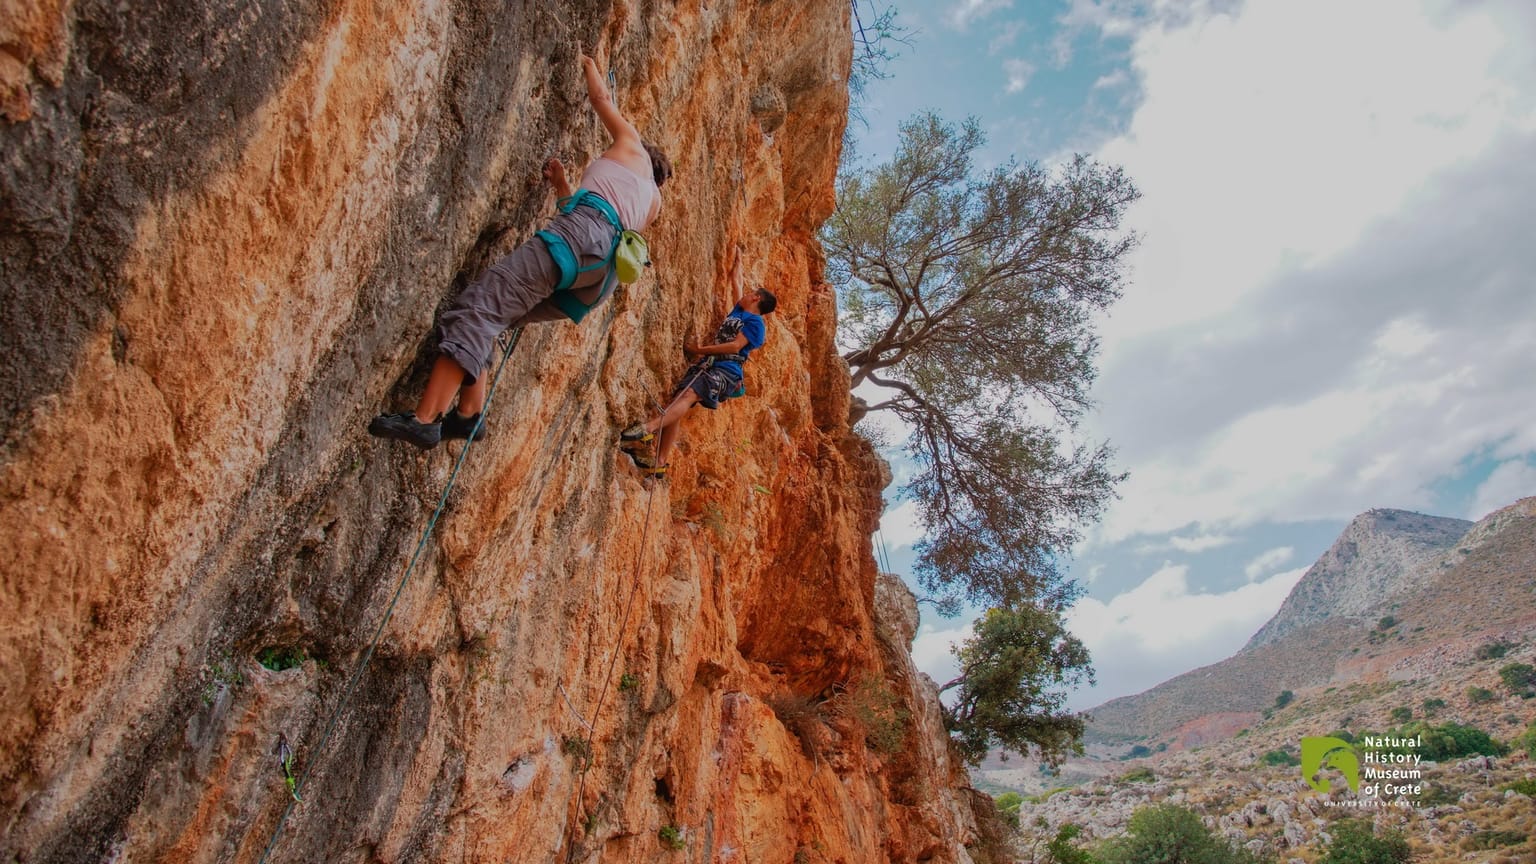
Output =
[{"x1": 712, "y1": 306, "x2": 766, "y2": 378}]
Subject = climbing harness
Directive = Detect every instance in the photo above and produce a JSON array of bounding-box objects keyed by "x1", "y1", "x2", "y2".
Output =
[
  {"x1": 254, "y1": 328, "x2": 524, "y2": 864},
  {"x1": 539, "y1": 190, "x2": 651, "y2": 323}
]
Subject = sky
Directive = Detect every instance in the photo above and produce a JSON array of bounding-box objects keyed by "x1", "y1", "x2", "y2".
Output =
[{"x1": 850, "y1": 0, "x2": 1536, "y2": 711}]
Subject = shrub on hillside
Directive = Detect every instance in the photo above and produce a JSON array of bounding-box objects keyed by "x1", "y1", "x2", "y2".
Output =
[
  {"x1": 1097, "y1": 805, "x2": 1270, "y2": 864},
  {"x1": 1475, "y1": 640, "x2": 1514, "y2": 660},
  {"x1": 1260, "y1": 749, "x2": 1300, "y2": 767},
  {"x1": 994, "y1": 791, "x2": 1023, "y2": 829},
  {"x1": 1513, "y1": 722, "x2": 1536, "y2": 759},
  {"x1": 1389, "y1": 707, "x2": 1412, "y2": 723},
  {"x1": 1497, "y1": 662, "x2": 1536, "y2": 696},
  {"x1": 1466, "y1": 686, "x2": 1497, "y2": 704},
  {"x1": 1500, "y1": 777, "x2": 1536, "y2": 796},
  {"x1": 1421, "y1": 698, "x2": 1446, "y2": 716},
  {"x1": 1274, "y1": 690, "x2": 1295, "y2": 709},
  {"x1": 1045, "y1": 824, "x2": 1098, "y2": 864},
  {"x1": 1378, "y1": 720, "x2": 1507, "y2": 760},
  {"x1": 1319, "y1": 819, "x2": 1412, "y2": 864}
]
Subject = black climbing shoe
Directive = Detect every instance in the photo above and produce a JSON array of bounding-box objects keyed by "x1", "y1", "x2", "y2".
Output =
[
  {"x1": 623, "y1": 448, "x2": 667, "y2": 478},
  {"x1": 619, "y1": 423, "x2": 655, "y2": 444},
  {"x1": 441, "y1": 410, "x2": 489, "y2": 442},
  {"x1": 367, "y1": 412, "x2": 442, "y2": 450}
]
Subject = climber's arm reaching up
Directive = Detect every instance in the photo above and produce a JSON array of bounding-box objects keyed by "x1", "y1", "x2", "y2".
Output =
[{"x1": 581, "y1": 54, "x2": 651, "y2": 179}]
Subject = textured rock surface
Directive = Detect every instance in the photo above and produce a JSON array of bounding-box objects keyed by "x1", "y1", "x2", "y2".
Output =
[{"x1": 0, "y1": 1, "x2": 983, "y2": 862}]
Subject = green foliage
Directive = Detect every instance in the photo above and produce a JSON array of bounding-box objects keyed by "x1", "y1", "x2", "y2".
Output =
[
  {"x1": 1260, "y1": 749, "x2": 1299, "y2": 767},
  {"x1": 939, "y1": 604, "x2": 1093, "y2": 766},
  {"x1": 1466, "y1": 685, "x2": 1497, "y2": 704},
  {"x1": 1376, "y1": 616, "x2": 1397, "y2": 631},
  {"x1": 1421, "y1": 697, "x2": 1446, "y2": 716},
  {"x1": 1497, "y1": 662, "x2": 1536, "y2": 696},
  {"x1": 618, "y1": 673, "x2": 639, "y2": 692},
  {"x1": 825, "y1": 112, "x2": 1136, "y2": 612},
  {"x1": 1465, "y1": 830, "x2": 1527, "y2": 850},
  {"x1": 1327, "y1": 730, "x2": 1356, "y2": 744},
  {"x1": 1121, "y1": 766, "x2": 1155, "y2": 782},
  {"x1": 561, "y1": 735, "x2": 592, "y2": 767},
  {"x1": 1376, "y1": 720, "x2": 1506, "y2": 760},
  {"x1": 1319, "y1": 819, "x2": 1412, "y2": 864},
  {"x1": 1501, "y1": 777, "x2": 1536, "y2": 796},
  {"x1": 657, "y1": 825, "x2": 686, "y2": 850},
  {"x1": 1274, "y1": 690, "x2": 1295, "y2": 709},
  {"x1": 843, "y1": 676, "x2": 908, "y2": 754},
  {"x1": 1096, "y1": 805, "x2": 1267, "y2": 864},
  {"x1": 1125, "y1": 744, "x2": 1153, "y2": 759},
  {"x1": 1045, "y1": 824, "x2": 1099, "y2": 864},
  {"x1": 1513, "y1": 721, "x2": 1536, "y2": 758},
  {"x1": 256, "y1": 645, "x2": 308, "y2": 672},
  {"x1": 1388, "y1": 707, "x2": 1412, "y2": 724},
  {"x1": 702, "y1": 502, "x2": 731, "y2": 540},
  {"x1": 1475, "y1": 640, "x2": 1514, "y2": 660},
  {"x1": 1417, "y1": 783, "x2": 1459, "y2": 807},
  {"x1": 200, "y1": 652, "x2": 244, "y2": 705},
  {"x1": 994, "y1": 791, "x2": 1023, "y2": 829}
]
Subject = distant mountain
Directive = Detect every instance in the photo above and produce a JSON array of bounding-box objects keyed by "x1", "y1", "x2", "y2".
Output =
[
  {"x1": 1245, "y1": 509, "x2": 1472, "y2": 649},
  {"x1": 1084, "y1": 501, "x2": 1535, "y2": 744}
]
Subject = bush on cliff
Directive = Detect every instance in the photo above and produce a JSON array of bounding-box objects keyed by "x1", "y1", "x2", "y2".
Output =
[{"x1": 938, "y1": 603, "x2": 1092, "y2": 766}]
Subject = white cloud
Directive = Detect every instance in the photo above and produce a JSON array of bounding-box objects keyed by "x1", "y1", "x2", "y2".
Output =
[
  {"x1": 1092, "y1": 69, "x2": 1130, "y2": 90},
  {"x1": 1073, "y1": 0, "x2": 1536, "y2": 541},
  {"x1": 912, "y1": 619, "x2": 971, "y2": 682},
  {"x1": 1003, "y1": 59, "x2": 1036, "y2": 93},
  {"x1": 1064, "y1": 563, "x2": 1306, "y2": 707},
  {"x1": 907, "y1": 559, "x2": 1310, "y2": 712},
  {"x1": 987, "y1": 21, "x2": 1026, "y2": 55},
  {"x1": 879, "y1": 499, "x2": 924, "y2": 550},
  {"x1": 1132, "y1": 531, "x2": 1233, "y2": 555},
  {"x1": 1468, "y1": 460, "x2": 1536, "y2": 520},
  {"x1": 1167, "y1": 532, "x2": 1233, "y2": 553},
  {"x1": 948, "y1": 0, "x2": 1012, "y2": 31},
  {"x1": 1243, "y1": 546, "x2": 1294, "y2": 582}
]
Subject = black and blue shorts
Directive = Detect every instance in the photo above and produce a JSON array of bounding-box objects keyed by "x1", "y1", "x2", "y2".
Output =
[{"x1": 674, "y1": 362, "x2": 741, "y2": 410}]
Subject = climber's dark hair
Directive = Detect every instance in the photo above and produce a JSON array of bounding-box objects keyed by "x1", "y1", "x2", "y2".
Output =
[
  {"x1": 643, "y1": 142, "x2": 673, "y2": 188},
  {"x1": 756, "y1": 288, "x2": 778, "y2": 315}
]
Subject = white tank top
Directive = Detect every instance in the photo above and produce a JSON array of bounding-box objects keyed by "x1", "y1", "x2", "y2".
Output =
[{"x1": 579, "y1": 157, "x2": 660, "y2": 230}]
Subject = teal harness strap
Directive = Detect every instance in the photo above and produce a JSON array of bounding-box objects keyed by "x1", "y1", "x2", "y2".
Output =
[{"x1": 538, "y1": 190, "x2": 625, "y2": 323}]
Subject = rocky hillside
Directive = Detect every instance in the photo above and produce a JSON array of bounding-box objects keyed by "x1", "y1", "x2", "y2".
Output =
[
  {"x1": 1247, "y1": 509, "x2": 1472, "y2": 650},
  {"x1": 1088, "y1": 508, "x2": 1486, "y2": 743},
  {"x1": 0, "y1": 2, "x2": 988, "y2": 862},
  {"x1": 1004, "y1": 499, "x2": 1536, "y2": 863}
]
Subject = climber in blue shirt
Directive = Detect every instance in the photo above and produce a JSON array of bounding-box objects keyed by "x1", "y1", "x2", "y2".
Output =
[{"x1": 619, "y1": 252, "x2": 775, "y2": 478}]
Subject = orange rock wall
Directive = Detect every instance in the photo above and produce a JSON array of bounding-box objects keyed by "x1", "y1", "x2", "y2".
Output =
[{"x1": 0, "y1": 1, "x2": 981, "y2": 861}]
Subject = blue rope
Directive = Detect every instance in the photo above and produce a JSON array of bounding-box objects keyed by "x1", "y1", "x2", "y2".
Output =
[{"x1": 256, "y1": 327, "x2": 524, "y2": 863}]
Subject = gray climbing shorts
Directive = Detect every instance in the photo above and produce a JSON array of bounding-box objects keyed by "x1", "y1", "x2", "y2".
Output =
[{"x1": 436, "y1": 206, "x2": 617, "y2": 383}]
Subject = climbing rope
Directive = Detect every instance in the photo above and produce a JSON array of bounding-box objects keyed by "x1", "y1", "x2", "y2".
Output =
[
  {"x1": 557, "y1": 355, "x2": 713, "y2": 861},
  {"x1": 255, "y1": 327, "x2": 524, "y2": 864},
  {"x1": 560, "y1": 471, "x2": 661, "y2": 863}
]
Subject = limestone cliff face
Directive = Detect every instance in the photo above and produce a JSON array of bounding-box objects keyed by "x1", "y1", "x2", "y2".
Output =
[{"x1": 0, "y1": 2, "x2": 982, "y2": 862}]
